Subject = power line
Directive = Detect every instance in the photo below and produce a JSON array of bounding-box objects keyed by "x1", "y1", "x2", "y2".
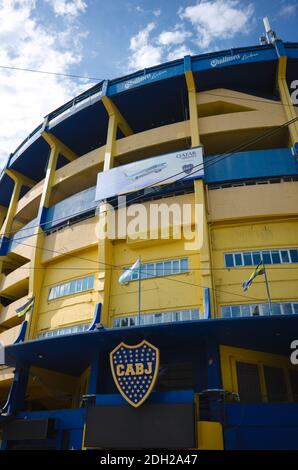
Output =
[
  {"x1": 4, "y1": 238, "x2": 263, "y2": 303},
  {"x1": 0, "y1": 63, "x2": 297, "y2": 109},
  {"x1": 0, "y1": 64, "x2": 103, "y2": 82},
  {"x1": 202, "y1": 91, "x2": 298, "y2": 109},
  {"x1": 5, "y1": 115, "x2": 298, "y2": 241},
  {"x1": 4, "y1": 265, "x2": 298, "y2": 271},
  {"x1": 1, "y1": 118, "x2": 298, "y2": 303}
]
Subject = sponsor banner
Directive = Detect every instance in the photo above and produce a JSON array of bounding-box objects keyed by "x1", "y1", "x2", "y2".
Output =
[
  {"x1": 95, "y1": 147, "x2": 203, "y2": 201},
  {"x1": 192, "y1": 48, "x2": 276, "y2": 72},
  {"x1": 109, "y1": 63, "x2": 184, "y2": 95}
]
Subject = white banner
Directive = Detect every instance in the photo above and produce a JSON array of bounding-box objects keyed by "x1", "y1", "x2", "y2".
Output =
[{"x1": 95, "y1": 147, "x2": 203, "y2": 201}]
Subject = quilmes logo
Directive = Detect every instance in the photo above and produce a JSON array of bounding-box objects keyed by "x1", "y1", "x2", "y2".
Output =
[
  {"x1": 110, "y1": 340, "x2": 159, "y2": 407},
  {"x1": 124, "y1": 70, "x2": 167, "y2": 90},
  {"x1": 210, "y1": 52, "x2": 259, "y2": 68}
]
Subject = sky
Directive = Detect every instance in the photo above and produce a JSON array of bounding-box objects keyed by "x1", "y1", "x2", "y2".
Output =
[{"x1": 0, "y1": 0, "x2": 297, "y2": 167}]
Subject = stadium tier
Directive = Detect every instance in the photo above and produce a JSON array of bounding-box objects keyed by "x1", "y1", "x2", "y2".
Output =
[{"x1": 0, "y1": 40, "x2": 298, "y2": 449}]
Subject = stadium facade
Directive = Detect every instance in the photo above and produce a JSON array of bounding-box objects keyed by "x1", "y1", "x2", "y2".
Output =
[{"x1": 0, "y1": 38, "x2": 297, "y2": 449}]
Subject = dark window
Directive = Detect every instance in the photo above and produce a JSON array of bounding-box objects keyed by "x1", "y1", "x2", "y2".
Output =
[
  {"x1": 262, "y1": 251, "x2": 271, "y2": 264},
  {"x1": 225, "y1": 254, "x2": 234, "y2": 267},
  {"x1": 236, "y1": 362, "x2": 262, "y2": 403},
  {"x1": 264, "y1": 366, "x2": 288, "y2": 402},
  {"x1": 155, "y1": 362, "x2": 193, "y2": 391},
  {"x1": 271, "y1": 251, "x2": 281, "y2": 264},
  {"x1": 234, "y1": 253, "x2": 242, "y2": 266},
  {"x1": 289, "y1": 370, "x2": 298, "y2": 402},
  {"x1": 252, "y1": 252, "x2": 261, "y2": 265},
  {"x1": 280, "y1": 251, "x2": 290, "y2": 263},
  {"x1": 243, "y1": 252, "x2": 253, "y2": 266},
  {"x1": 290, "y1": 250, "x2": 298, "y2": 263}
]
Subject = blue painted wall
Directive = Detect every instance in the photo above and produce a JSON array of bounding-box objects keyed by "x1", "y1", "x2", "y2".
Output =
[
  {"x1": 204, "y1": 148, "x2": 298, "y2": 184},
  {"x1": 224, "y1": 403, "x2": 298, "y2": 450}
]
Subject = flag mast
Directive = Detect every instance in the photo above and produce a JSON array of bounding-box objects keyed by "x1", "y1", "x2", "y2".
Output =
[{"x1": 261, "y1": 257, "x2": 272, "y2": 315}]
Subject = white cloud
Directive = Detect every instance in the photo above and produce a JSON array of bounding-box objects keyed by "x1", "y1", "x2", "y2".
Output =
[
  {"x1": 0, "y1": 0, "x2": 89, "y2": 167},
  {"x1": 158, "y1": 29, "x2": 192, "y2": 46},
  {"x1": 153, "y1": 8, "x2": 161, "y2": 17},
  {"x1": 128, "y1": 22, "x2": 163, "y2": 70},
  {"x1": 278, "y1": 3, "x2": 297, "y2": 17},
  {"x1": 167, "y1": 44, "x2": 193, "y2": 61},
  {"x1": 45, "y1": 0, "x2": 87, "y2": 18},
  {"x1": 128, "y1": 23, "x2": 193, "y2": 71},
  {"x1": 179, "y1": 0, "x2": 254, "y2": 48}
]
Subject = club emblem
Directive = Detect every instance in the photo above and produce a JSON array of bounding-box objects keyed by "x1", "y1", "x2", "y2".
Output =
[{"x1": 110, "y1": 340, "x2": 160, "y2": 408}]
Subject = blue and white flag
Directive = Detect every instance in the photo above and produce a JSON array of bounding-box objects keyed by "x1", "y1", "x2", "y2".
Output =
[{"x1": 118, "y1": 259, "x2": 140, "y2": 285}]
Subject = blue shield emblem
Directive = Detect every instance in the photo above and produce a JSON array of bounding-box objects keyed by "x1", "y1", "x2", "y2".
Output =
[{"x1": 110, "y1": 340, "x2": 160, "y2": 408}]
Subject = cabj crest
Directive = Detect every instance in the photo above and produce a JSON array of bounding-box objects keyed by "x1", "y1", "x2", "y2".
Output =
[{"x1": 110, "y1": 340, "x2": 159, "y2": 408}]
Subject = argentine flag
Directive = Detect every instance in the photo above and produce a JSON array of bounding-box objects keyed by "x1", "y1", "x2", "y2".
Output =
[{"x1": 118, "y1": 259, "x2": 140, "y2": 285}]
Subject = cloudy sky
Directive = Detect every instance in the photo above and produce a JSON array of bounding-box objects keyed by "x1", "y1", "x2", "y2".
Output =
[{"x1": 0, "y1": 0, "x2": 297, "y2": 167}]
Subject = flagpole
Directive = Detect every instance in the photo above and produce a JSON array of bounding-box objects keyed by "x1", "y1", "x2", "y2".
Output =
[
  {"x1": 138, "y1": 257, "x2": 141, "y2": 326},
  {"x1": 261, "y1": 258, "x2": 272, "y2": 315}
]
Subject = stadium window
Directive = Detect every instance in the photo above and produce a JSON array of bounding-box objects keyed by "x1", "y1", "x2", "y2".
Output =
[
  {"x1": 290, "y1": 249, "x2": 298, "y2": 263},
  {"x1": 234, "y1": 253, "x2": 243, "y2": 266},
  {"x1": 122, "y1": 258, "x2": 189, "y2": 281},
  {"x1": 243, "y1": 252, "x2": 253, "y2": 266},
  {"x1": 221, "y1": 302, "x2": 297, "y2": 318},
  {"x1": 112, "y1": 309, "x2": 199, "y2": 328},
  {"x1": 225, "y1": 248, "x2": 298, "y2": 267},
  {"x1": 263, "y1": 366, "x2": 288, "y2": 402},
  {"x1": 48, "y1": 275, "x2": 94, "y2": 300},
  {"x1": 225, "y1": 254, "x2": 234, "y2": 267},
  {"x1": 262, "y1": 251, "x2": 271, "y2": 264}
]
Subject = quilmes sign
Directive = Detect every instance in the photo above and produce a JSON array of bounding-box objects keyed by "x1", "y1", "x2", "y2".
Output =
[
  {"x1": 95, "y1": 147, "x2": 203, "y2": 201},
  {"x1": 210, "y1": 52, "x2": 259, "y2": 68},
  {"x1": 110, "y1": 340, "x2": 160, "y2": 407}
]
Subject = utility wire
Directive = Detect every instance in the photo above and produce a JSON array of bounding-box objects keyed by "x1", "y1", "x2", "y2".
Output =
[
  {"x1": 0, "y1": 64, "x2": 103, "y2": 82},
  {"x1": 0, "y1": 64, "x2": 297, "y2": 109},
  {"x1": 0, "y1": 115, "x2": 297, "y2": 305},
  {"x1": 201, "y1": 91, "x2": 298, "y2": 109},
  {"x1": 1, "y1": 118, "x2": 297, "y2": 303},
  {"x1": 4, "y1": 115, "x2": 298, "y2": 241}
]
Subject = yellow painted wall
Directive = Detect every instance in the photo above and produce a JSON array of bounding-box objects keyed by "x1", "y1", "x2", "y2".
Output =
[
  {"x1": 109, "y1": 238, "x2": 201, "y2": 324},
  {"x1": 211, "y1": 219, "x2": 298, "y2": 312},
  {"x1": 36, "y1": 246, "x2": 100, "y2": 334}
]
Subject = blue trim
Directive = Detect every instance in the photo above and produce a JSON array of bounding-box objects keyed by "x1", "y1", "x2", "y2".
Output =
[
  {"x1": 204, "y1": 148, "x2": 298, "y2": 184},
  {"x1": 0, "y1": 237, "x2": 9, "y2": 256},
  {"x1": 3, "y1": 315, "x2": 298, "y2": 376},
  {"x1": 274, "y1": 39, "x2": 287, "y2": 58},
  {"x1": 0, "y1": 42, "x2": 297, "y2": 209},
  {"x1": 206, "y1": 341, "x2": 222, "y2": 389},
  {"x1": 95, "y1": 390, "x2": 194, "y2": 406},
  {"x1": 87, "y1": 303, "x2": 102, "y2": 331},
  {"x1": 224, "y1": 403, "x2": 298, "y2": 450},
  {"x1": 203, "y1": 288, "x2": 211, "y2": 319},
  {"x1": 0, "y1": 366, "x2": 29, "y2": 418},
  {"x1": 14, "y1": 321, "x2": 28, "y2": 344}
]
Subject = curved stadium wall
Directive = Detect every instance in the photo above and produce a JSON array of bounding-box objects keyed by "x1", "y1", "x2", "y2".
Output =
[{"x1": 0, "y1": 41, "x2": 297, "y2": 416}]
